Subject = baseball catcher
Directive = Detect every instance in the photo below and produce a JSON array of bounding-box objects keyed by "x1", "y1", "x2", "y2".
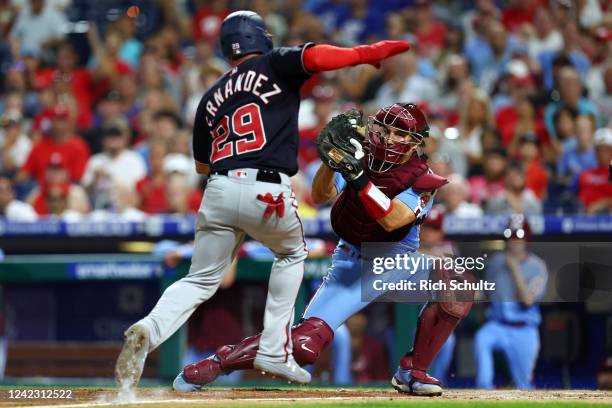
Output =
[{"x1": 174, "y1": 103, "x2": 472, "y2": 396}]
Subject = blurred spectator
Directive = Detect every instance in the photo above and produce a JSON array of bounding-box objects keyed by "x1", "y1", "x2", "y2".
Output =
[
  {"x1": 18, "y1": 104, "x2": 90, "y2": 185},
  {"x1": 299, "y1": 84, "x2": 339, "y2": 169},
  {"x1": 85, "y1": 90, "x2": 124, "y2": 154},
  {"x1": 502, "y1": 98, "x2": 548, "y2": 157},
  {"x1": 81, "y1": 118, "x2": 146, "y2": 210},
  {"x1": 375, "y1": 52, "x2": 437, "y2": 114},
  {"x1": 192, "y1": 0, "x2": 230, "y2": 45},
  {"x1": 591, "y1": 62, "x2": 612, "y2": 127},
  {"x1": 136, "y1": 109, "x2": 182, "y2": 168},
  {"x1": 500, "y1": 0, "x2": 536, "y2": 33},
  {"x1": 517, "y1": 134, "x2": 548, "y2": 200},
  {"x1": 436, "y1": 54, "x2": 470, "y2": 111},
  {"x1": 577, "y1": 128, "x2": 612, "y2": 214},
  {"x1": 468, "y1": 146, "x2": 507, "y2": 206},
  {"x1": 346, "y1": 312, "x2": 389, "y2": 383},
  {"x1": 0, "y1": 175, "x2": 36, "y2": 220},
  {"x1": 464, "y1": 18, "x2": 523, "y2": 88},
  {"x1": 545, "y1": 67, "x2": 601, "y2": 141},
  {"x1": 524, "y1": 6, "x2": 562, "y2": 60},
  {"x1": 87, "y1": 23, "x2": 133, "y2": 102},
  {"x1": 441, "y1": 174, "x2": 483, "y2": 218},
  {"x1": 9, "y1": 0, "x2": 67, "y2": 55},
  {"x1": 557, "y1": 114, "x2": 598, "y2": 190},
  {"x1": 113, "y1": 7, "x2": 143, "y2": 69},
  {"x1": 136, "y1": 139, "x2": 168, "y2": 214},
  {"x1": 576, "y1": 0, "x2": 603, "y2": 29},
  {"x1": 475, "y1": 216, "x2": 548, "y2": 390},
  {"x1": 0, "y1": 110, "x2": 31, "y2": 175},
  {"x1": 539, "y1": 21, "x2": 591, "y2": 90},
  {"x1": 27, "y1": 153, "x2": 89, "y2": 215},
  {"x1": 40, "y1": 181, "x2": 82, "y2": 220},
  {"x1": 459, "y1": 89, "x2": 493, "y2": 173},
  {"x1": 486, "y1": 162, "x2": 542, "y2": 215},
  {"x1": 412, "y1": 0, "x2": 447, "y2": 60},
  {"x1": 165, "y1": 172, "x2": 200, "y2": 215},
  {"x1": 89, "y1": 183, "x2": 146, "y2": 222},
  {"x1": 36, "y1": 42, "x2": 95, "y2": 130}
]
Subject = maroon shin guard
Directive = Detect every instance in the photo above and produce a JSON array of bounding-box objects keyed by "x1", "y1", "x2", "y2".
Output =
[
  {"x1": 404, "y1": 302, "x2": 464, "y2": 372},
  {"x1": 184, "y1": 317, "x2": 334, "y2": 384}
]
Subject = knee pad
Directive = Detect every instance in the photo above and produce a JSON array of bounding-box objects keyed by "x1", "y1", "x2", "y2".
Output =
[
  {"x1": 438, "y1": 270, "x2": 474, "y2": 319},
  {"x1": 292, "y1": 317, "x2": 334, "y2": 365}
]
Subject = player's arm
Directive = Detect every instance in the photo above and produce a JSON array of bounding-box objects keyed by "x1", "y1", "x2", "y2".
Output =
[
  {"x1": 351, "y1": 173, "x2": 447, "y2": 232},
  {"x1": 302, "y1": 41, "x2": 410, "y2": 72},
  {"x1": 311, "y1": 163, "x2": 338, "y2": 204},
  {"x1": 192, "y1": 98, "x2": 211, "y2": 175},
  {"x1": 376, "y1": 198, "x2": 416, "y2": 232},
  {"x1": 195, "y1": 160, "x2": 210, "y2": 176},
  {"x1": 506, "y1": 257, "x2": 535, "y2": 307}
]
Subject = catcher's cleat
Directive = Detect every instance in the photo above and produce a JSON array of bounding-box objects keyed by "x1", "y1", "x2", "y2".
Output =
[
  {"x1": 180, "y1": 354, "x2": 223, "y2": 387},
  {"x1": 391, "y1": 367, "x2": 443, "y2": 396},
  {"x1": 115, "y1": 324, "x2": 150, "y2": 391},
  {"x1": 253, "y1": 355, "x2": 311, "y2": 384},
  {"x1": 173, "y1": 371, "x2": 202, "y2": 393}
]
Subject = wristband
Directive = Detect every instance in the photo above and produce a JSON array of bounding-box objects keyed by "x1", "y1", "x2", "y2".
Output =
[
  {"x1": 358, "y1": 181, "x2": 394, "y2": 220},
  {"x1": 348, "y1": 171, "x2": 369, "y2": 190}
]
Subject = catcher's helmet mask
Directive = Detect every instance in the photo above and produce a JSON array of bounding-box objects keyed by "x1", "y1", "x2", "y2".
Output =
[
  {"x1": 365, "y1": 103, "x2": 429, "y2": 173},
  {"x1": 220, "y1": 11, "x2": 273, "y2": 60}
]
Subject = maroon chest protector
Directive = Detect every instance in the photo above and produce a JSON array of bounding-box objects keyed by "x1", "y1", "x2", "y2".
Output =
[{"x1": 331, "y1": 156, "x2": 429, "y2": 246}]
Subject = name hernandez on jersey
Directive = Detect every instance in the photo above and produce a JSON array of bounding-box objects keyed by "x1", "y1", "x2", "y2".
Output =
[
  {"x1": 203, "y1": 70, "x2": 282, "y2": 126},
  {"x1": 192, "y1": 43, "x2": 313, "y2": 176}
]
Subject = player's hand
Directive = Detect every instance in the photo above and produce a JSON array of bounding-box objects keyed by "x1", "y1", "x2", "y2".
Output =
[
  {"x1": 355, "y1": 40, "x2": 411, "y2": 68},
  {"x1": 317, "y1": 109, "x2": 365, "y2": 174}
]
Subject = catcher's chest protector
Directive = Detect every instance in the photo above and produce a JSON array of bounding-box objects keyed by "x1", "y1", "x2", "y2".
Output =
[{"x1": 331, "y1": 156, "x2": 428, "y2": 246}]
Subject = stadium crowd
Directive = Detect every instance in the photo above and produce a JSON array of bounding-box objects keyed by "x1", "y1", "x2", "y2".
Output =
[{"x1": 0, "y1": 0, "x2": 610, "y2": 221}]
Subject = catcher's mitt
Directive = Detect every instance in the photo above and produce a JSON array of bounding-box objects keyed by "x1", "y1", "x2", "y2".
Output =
[{"x1": 316, "y1": 109, "x2": 366, "y2": 181}]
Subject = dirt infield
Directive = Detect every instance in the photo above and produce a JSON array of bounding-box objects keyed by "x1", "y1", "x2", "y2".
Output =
[{"x1": 0, "y1": 387, "x2": 610, "y2": 408}]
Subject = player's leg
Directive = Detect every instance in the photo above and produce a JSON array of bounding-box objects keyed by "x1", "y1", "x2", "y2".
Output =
[
  {"x1": 302, "y1": 245, "x2": 371, "y2": 329},
  {"x1": 502, "y1": 326, "x2": 539, "y2": 389},
  {"x1": 331, "y1": 323, "x2": 352, "y2": 384},
  {"x1": 116, "y1": 178, "x2": 244, "y2": 390},
  {"x1": 429, "y1": 333, "x2": 456, "y2": 382},
  {"x1": 391, "y1": 256, "x2": 473, "y2": 396},
  {"x1": 239, "y1": 181, "x2": 310, "y2": 383},
  {"x1": 474, "y1": 321, "x2": 504, "y2": 389},
  {"x1": 176, "y1": 243, "x2": 366, "y2": 390}
]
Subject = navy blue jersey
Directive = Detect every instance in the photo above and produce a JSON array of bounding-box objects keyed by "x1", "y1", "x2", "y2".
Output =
[{"x1": 192, "y1": 43, "x2": 313, "y2": 176}]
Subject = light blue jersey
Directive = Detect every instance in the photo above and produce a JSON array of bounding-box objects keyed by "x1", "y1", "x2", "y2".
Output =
[
  {"x1": 334, "y1": 173, "x2": 435, "y2": 251},
  {"x1": 303, "y1": 175, "x2": 438, "y2": 329},
  {"x1": 485, "y1": 252, "x2": 548, "y2": 325},
  {"x1": 474, "y1": 251, "x2": 548, "y2": 390}
]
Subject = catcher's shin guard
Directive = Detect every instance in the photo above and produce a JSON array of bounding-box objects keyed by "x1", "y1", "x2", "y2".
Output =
[
  {"x1": 292, "y1": 317, "x2": 334, "y2": 365},
  {"x1": 405, "y1": 299, "x2": 472, "y2": 372},
  {"x1": 182, "y1": 317, "x2": 334, "y2": 385}
]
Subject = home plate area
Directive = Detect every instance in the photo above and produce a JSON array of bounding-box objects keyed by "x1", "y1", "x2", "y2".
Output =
[{"x1": 0, "y1": 387, "x2": 611, "y2": 408}]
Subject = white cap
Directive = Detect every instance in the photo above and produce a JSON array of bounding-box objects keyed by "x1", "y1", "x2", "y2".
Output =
[
  {"x1": 163, "y1": 153, "x2": 192, "y2": 175},
  {"x1": 594, "y1": 128, "x2": 612, "y2": 147}
]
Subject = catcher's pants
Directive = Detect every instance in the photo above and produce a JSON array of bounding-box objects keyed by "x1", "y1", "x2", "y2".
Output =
[{"x1": 138, "y1": 169, "x2": 307, "y2": 363}]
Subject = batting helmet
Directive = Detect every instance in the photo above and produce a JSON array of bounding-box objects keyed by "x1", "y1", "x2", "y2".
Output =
[
  {"x1": 365, "y1": 103, "x2": 429, "y2": 173},
  {"x1": 503, "y1": 214, "x2": 532, "y2": 241},
  {"x1": 219, "y1": 11, "x2": 273, "y2": 60}
]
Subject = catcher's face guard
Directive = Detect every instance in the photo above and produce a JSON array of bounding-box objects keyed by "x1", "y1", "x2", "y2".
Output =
[{"x1": 365, "y1": 103, "x2": 429, "y2": 173}]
